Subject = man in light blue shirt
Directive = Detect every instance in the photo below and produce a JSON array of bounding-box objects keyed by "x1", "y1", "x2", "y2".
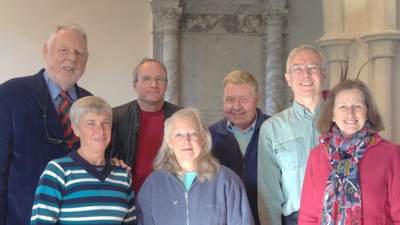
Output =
[{"x1": 258, "y1": 45, "x2": 328, "y2": 225}]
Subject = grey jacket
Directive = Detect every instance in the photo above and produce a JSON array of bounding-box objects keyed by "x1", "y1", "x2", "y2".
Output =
[{"x1": 136, "y1": 165, "x2": 255, "y2": 225}]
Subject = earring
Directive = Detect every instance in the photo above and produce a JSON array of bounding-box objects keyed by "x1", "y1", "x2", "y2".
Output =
[{"x1": 332, "y1": 118, "x2": 335, "y2": 122}]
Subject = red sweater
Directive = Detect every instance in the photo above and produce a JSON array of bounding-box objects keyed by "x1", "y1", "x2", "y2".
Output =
[
  {"x1": 133, "y1": 108, "x2": 164, "y2": 194},
  {"x1": 299, "y1": 134, "x2": 400, "y2": 225}
]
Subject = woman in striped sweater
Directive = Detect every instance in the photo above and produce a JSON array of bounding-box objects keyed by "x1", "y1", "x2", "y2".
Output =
[{"x1": 30, "y1": 96, "x2": 136, "y2": 225}]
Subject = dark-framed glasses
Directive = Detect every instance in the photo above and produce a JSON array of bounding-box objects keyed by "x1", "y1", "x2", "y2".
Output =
[
  {"x1": 42, "y1": 91, "x2": 74, "y2": 145},
  {"x1": 289, "y1": 64, "x2": 325, "y2": 75},
  {"x1": 135, "y1": 76, "x2": 167, "y2": 85},
  {"x1": 43, "y1": 113, "x2": 69, "y2": 144}
]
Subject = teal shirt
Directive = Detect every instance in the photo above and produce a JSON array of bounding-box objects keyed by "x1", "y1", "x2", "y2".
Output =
[
  {"x1": 257, "y1": 100, "x2": 322, "y2": 225},
  {"x1": 227, "y1": 120, "x2": 256, "y2": 156},
  {"x1": 178, "y1": 172, "x2": 197, "y2": 191}
]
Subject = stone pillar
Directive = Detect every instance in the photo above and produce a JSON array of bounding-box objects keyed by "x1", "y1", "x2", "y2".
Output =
[
  {"x1": 318, "y1": 0, "x2": 354, "y2": 88},
  {"x1": 362, "y1": 31, "x2": 400, "y2": 140},
  {"x1": 321, "y1": 0, "x2": 344, "y2": 35},
  {"x1": 263, "y1": 9, "x2": 287, "y2": 115},
  {"x1": 317, "y1": 38, "x2": 353, "y2": 88},
  {"x1": 151, "y1": 0, "x2": 182, "y2": 105}
]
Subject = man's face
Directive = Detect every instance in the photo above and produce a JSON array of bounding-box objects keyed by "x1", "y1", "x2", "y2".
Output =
[
  {"x1": 223, "y1": 83, "x2": 259, "y2": 132},
  {"x1": 285, "y1": 49, "x2": 327, "y2": 100},
  {"x1": 44, "y1": 29, "x2": 88, "y2": 91},
  {"x1": 133, "y1": 61, "x2": 168, "y2": 108}
]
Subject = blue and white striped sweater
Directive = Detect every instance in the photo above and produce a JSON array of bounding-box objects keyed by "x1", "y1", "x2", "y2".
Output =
[{"x1": 31, "y1": 151, "x2": 136, "y2": 225}]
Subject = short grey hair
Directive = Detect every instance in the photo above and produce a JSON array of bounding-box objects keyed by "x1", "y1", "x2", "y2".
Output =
[
  {"x1": 70, "y1": 96, "x2": 112, "y2": 127},
  {"x1": 46, "y1": 23, "x2": 88, "y2": 51},
  {"x1": 286, "y1": 44, "x2": 326, "y2": 72},
  {"x1": 132, "y1": 58, "x2": 167, "y2": 82}
]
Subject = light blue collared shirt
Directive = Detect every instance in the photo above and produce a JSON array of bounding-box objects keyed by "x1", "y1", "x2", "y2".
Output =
[
  {"x1": 258, "y1": 100, "x2": 323, "y2": 225},
  {"x1": 227, "y1": 118, "x2": 256, "y2": 155},
  {"x1": 43, "y1": 70, "x2": 77, "y2": 109}
]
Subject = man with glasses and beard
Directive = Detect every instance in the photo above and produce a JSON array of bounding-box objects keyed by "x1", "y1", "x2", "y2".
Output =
[{"x1": 0, "y1": 23, "x2": 92, "y2": 225}]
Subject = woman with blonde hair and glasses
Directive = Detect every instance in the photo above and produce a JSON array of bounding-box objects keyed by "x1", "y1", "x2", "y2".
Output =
[{"x1": 136, "y1": 108, "x2": 254, "y2": 225}]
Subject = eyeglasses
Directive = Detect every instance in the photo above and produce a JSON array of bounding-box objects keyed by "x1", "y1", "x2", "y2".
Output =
[
  {"x1": 43, "y1": 91, "x2": 74, "y2": 145},
  {"x1": 43, "y1": 113, "x2": 69, "y2": 144},
  {"x1": 135, "y1": 76, "x2": 167, "y2": 85},
  {"x1": 288, "y1": 64, "x2": 325, "y2": 75}
]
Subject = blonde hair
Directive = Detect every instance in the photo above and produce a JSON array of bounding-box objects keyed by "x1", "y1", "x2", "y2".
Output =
[
  {"x1": 223, "y1": 70, "x2": 260, "y2": 97},
  {"x1": 153, "y1": 108, "x2": 220, "y2": 182}
]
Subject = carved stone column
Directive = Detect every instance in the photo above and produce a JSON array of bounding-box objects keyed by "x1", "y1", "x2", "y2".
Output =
[
  {"x1": 263, "y1": 9, "x2": 287, "y2": 115},
  {"x1": 321, "y1": 0, "x2": 344, "y2": 35},
  {"x1": 318, "y1": 0, "x2": 354, "y2": 88},
  {"x1": 317, "y1": 38, "x2": 353, "y2": 88},
  {"x1": 151, "y1": 1, "x2": 182, "y2": 105},
  {"x1": 362, "y1": 31, "x2": 400, "y2": 140}
]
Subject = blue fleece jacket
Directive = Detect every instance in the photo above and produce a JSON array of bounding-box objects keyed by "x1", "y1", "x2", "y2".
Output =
[{"x1": 136, "y1": 165, "x2": 255, "y2": 225}]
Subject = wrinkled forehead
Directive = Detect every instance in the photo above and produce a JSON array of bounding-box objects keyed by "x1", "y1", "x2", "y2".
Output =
[
  {"x1": 78, "y1": 107, "x2": 111, "y2": 118},
  {"x1": 138, "y1": 61, "x2": 167, "y2": 77},
  {"x1": 292, "y1": 50, "x2": 322, "y2": 63},
  {"x1": 223, "y1": 82, "x2": 258, "y2": 98},
  {"x1": 172, "y1": 115, "x2": 198, "y2": 126},
  {"x1": 51, "y1": 29, "x2": 87, "y2": 44},
  {"x1": 287, "y1": 49, "x2": 323, "y2": 71}
]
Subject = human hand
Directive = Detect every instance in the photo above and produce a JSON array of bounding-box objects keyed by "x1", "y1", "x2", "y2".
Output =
[{"x1": 110, "y1": 158, "x2": 131, "y2": 171}]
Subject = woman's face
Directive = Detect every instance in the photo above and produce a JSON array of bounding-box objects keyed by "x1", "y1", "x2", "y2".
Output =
[
  {"x1": 167, "y1": 115, "x2": 203, "y2": 172},
  {"x1": 72, "y1": 111, "x2": 111, "y2": 153},
  {"x1": 333, "y1": 88, "x2": 368, "y2": 137}
]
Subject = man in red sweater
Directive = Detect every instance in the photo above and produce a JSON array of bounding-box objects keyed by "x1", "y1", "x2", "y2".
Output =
[{"x1": 107, "y1": 58, "x2": 181, "y2": 194}]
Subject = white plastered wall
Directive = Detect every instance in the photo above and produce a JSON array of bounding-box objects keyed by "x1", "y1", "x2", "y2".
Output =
[{"x1": 0, "y1": 0, "x2": 152, "y2": 107}]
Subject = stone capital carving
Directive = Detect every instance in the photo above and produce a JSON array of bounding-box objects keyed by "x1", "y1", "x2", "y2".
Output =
[
  {"x1": 361, "y1": 31, "x2": 400, "y2": 59},
  {"x1": 158, "y1": 7, "x2": 183, "y2": 32},
  {"x1": 180, "y1": 14, "x2": 263, "y2": 34},
  {"x1": 180, "y1": 14, "x2": 221, "y2": 33},
  {"x1": 316, "y1": 36, "x2": 354, "y2": 62},
  {"x1": 263, "y1": 9, "x2": 288, "y2": 26},
  {"x1": 267, "y1": 0, "x2": 287, "y2": 10}
]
